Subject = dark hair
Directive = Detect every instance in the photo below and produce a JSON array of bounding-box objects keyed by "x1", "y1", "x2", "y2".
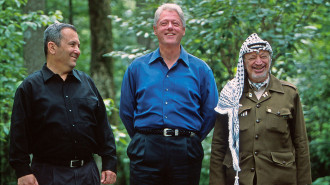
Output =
[{"x1": 43, "y1": 23, "x2": 77, "y2": 57}]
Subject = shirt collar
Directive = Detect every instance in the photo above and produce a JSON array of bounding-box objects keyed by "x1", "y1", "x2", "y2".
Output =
[
  {"x1": 41, "y1": 63, "x2": 81, "y2": 83},
  {"x1": 243, "y1": 74, "x2": 284, "y2": 94},
  {"x1": 148, "y1": 46, "x2": 190, "y2": 67},
  {"x1": 267, "y1": 74, "x2": 284, "y2": 93}
]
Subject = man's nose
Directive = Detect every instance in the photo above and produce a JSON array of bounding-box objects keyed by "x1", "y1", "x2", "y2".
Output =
[
  {"x1": 74, "y1": 47, "x2": 80, "y2": 56},
  {"x1": 167, "y1": 22, "x2": 173, "y2": 29},
  {"x1": 255, "y1": 56, "x2": 262, "y2": 64}
]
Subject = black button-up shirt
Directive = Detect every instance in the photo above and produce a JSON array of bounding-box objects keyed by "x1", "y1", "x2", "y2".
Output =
[{"x1": 10, "y1": 64, "x2": 116, "y2": 178}]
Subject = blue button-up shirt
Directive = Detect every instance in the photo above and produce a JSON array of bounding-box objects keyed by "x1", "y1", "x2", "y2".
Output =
[{"x1": 119, "y1": 47, "x2": 218, "y2": 140}]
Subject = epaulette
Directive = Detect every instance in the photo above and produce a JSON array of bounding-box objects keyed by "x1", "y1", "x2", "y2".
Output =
[{"x1": 280, "y1": 80, "x2": 297, "y2": 90}]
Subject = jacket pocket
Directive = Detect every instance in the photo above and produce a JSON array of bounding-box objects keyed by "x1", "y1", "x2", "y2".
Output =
[
  {"x1": 271, "y1": 151, "x2": 295, "y2": 166},
  {"x1": 223, "y1": 149, "x2": 233, "y2": 168},
  {"x1": 238, "y1": 106, "x2": 252, "y2": 131},
  {"x1": 266, "y1": 106, "x2": 292, "y2": 133}
]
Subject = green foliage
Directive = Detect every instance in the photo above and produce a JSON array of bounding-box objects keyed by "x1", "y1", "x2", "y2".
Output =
[
  {"x1": 312, "y1": 176, "x2": 330, "y2": 185},
  {"x1": 200, "y1": 133, "x2": 213, "y2": 185},
  {"x1": 104, "y1": 98, "x2": 130, "y2": 183},
  {"x1": 295, "y1": 15, "x2": 330, "y2": 178}
]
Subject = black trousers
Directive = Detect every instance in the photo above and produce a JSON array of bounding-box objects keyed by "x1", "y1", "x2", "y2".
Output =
[
  {"x1": 31, "y1": 158, "x2": 100, "y2": 185},
  {"x1": 127, "y1": 133, "x2": 204, "y2": 185}
]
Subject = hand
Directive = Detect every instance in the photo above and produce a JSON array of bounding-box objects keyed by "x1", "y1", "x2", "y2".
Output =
[
  {"x1": 18, "y1": 174, "x2": 39, "y2": 185},
  {"x1": 101, "y1": 170, "x2": 117, "y2": 184}
]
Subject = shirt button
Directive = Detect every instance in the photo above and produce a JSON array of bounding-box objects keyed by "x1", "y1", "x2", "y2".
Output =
[
  {"x1": 256, "y1": 104, "x2": 260, "y2": 108},
  {"x1": 164, "y1": 116, "x2": 168, "y2": 119},
  {"x1": 74, "y1": 140, "x2": 77, "y2": 143},
  {"x1": 72, "y1": 124, "x2": 75, "y2": 127},
  {"x1": 165, "y1": 102, "x2": 168, "y2": 105},
  {"x1": 255, "y1": 134, "x2": 259, "y2": 139},
  {"x1": 166, "y1": 75, "x2": 169, "y2": 78},
  {"x1": 256, "y1": 119, "x2": 260, "y2": 123},
  {"x1": 65, "y1": 96, "x2": 68, "y2": 98},
  {"x1": 282, "y1": 161, "x2": 286, "y2": 164},
  {"x1": 69, "y1": 109, "x2": 72, "y2": 112},
  {"x1": 250, "y1": 168, "x2": 255, "y2": 172},
  {"x1": 165, "y1": 88, "x2": 169, "y2": 91},
  {"x1": 254, "y1": 151, "x2": 258, "y2": 155}
]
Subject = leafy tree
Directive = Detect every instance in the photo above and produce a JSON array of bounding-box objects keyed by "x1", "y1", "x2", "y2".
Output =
[
  {"x1": 295, "y1": 5, "x2": 330, "y2": 180},
  {"x1": 23, "y1": 0, "x2": 46, "y2": 74}
]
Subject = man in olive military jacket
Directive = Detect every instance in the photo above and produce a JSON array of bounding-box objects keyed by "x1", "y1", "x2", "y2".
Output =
[{"x1": 210, "y1": 33, "x2": 311, "y2": 185}]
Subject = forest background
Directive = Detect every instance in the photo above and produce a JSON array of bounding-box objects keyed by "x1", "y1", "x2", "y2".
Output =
[{"x1": 0, "y1": 0, "x2": 329, "y2": 184}]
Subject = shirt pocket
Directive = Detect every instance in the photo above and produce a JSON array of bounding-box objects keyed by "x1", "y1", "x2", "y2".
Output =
[
  {"x1": 265, "y1": 106, "x2": 292, "y2": 134},
  {"x1": 73, "y1": 97, "x2": 99, "y2": 123},
  {"x1": 238, "y1": 106, "x2": 252, "y2": 131}
]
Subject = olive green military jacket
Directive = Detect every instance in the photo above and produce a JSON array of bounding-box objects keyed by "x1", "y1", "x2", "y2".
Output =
[{"x1": 209, "y1": 74, "x2": 312, "y2": 185}]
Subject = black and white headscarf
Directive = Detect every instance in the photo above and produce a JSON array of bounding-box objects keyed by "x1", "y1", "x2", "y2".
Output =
[{"x1": 215, "y1": 33, "x2": 272, "y2": 185}]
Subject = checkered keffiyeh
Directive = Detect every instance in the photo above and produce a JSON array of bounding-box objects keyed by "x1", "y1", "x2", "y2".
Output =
[{"x1": 215, "y1": 33, "x2": 272, "y2": 185}]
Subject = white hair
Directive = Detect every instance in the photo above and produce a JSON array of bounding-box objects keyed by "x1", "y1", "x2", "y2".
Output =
[{"x1": 153, "y1": 3, "x2": 186, "y2": 28}]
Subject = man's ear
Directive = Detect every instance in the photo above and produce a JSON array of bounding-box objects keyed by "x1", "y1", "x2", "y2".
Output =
[
  {"x1": 48, "y1": 42, "x2": 57, "y2": 55},
  {"x1": 153, "y1": 26, "x2": 157, "y2": 36}
]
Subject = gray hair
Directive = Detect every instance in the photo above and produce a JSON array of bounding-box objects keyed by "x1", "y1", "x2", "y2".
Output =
[
  {"x1": 43, "y1": 23, "x2": 77, "y2": 57},
  {"x1": 153, "y1": 3, "x2": 186, "y2": 28}
]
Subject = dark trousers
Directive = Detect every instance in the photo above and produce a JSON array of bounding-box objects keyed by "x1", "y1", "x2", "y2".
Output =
[
  {"x1": 127, "y1": 133, "x2": 204, "y2": 185},
  {"x1": 31, "y1": 158, "x2": 100, "y2": 185}
]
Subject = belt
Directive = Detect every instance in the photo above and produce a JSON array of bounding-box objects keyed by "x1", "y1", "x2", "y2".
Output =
[
  {"x1": 34, "y1": 157, "x2": 92, "y2": 168},
  {"x1": 136, "y1": 128, "x2": 198, "y2": 137}
]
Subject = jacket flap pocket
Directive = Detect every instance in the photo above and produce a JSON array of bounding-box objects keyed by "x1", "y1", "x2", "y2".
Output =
[
  {"x1": 280, "y1": 108, "x2": 292, "y2": 119},
  {"x1": 271, "y1": 152, "x2": 295, "y2": 165},
  {"x1": 223, "y1": 150, "x2": 233, "y2": 168},
  {"x1": 266, "y1": 106, "x2": 292, "y2": 119},
  {"x1": 266, "y1": 106, "x2": 276, "y2": 115},
  {"x1": 238, "y1": 106, "x2": 251, "y2": 115}
]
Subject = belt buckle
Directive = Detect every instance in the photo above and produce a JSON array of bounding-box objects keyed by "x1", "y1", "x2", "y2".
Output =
[
  {"x1": 163, "y1": 128, "x2": 172, "y2": 136},
  {"x1": 70, "y1": 159, "x2": 84, "y2": 167}
]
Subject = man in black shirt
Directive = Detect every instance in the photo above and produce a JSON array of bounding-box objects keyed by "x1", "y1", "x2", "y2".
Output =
[{"x1": 9, "y1": 23, "x2": 117, "y2": 185}]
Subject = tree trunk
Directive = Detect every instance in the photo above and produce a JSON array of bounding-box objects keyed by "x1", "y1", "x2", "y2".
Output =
[
  {"x1": 69, "y1": 0, "x2": 73, "y2": 24},
  {"x1": 88, "y1": 1, "x2": 126, "y2": 184},
  {"x1": 88, "y1": 0, "x2": 116, "y2": 116},
  {"x1": 23, "y1": 0, "x2": 46, "y2": 74}
]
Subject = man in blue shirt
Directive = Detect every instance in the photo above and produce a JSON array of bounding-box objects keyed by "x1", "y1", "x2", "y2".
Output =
[{"x1": 119, "y1": 3, "x2": 218, "y2": 185}]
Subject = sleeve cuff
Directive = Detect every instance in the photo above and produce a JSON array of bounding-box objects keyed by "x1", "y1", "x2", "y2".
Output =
[
  {"x1": 14, "y1": 164, "x2": 33, "y2": 179},
  {"x1": 101, "y1": 156, "x2": 117, "y2": 173}
]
